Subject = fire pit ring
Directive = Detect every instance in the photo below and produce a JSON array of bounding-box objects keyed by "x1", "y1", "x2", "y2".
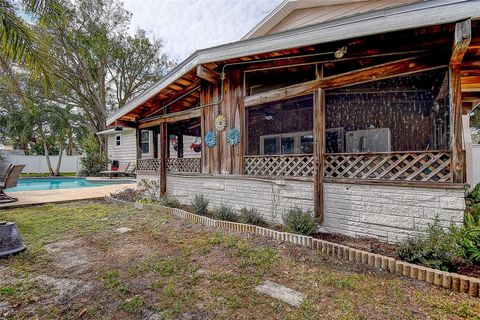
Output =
[{"x1": 0, "y1": 222, "x2": 26, "y2": 257}]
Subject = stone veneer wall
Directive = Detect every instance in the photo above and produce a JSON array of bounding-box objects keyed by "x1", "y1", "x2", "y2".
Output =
[{"x1": 137, "y1": 174, "x2": 465, "y2": 243}]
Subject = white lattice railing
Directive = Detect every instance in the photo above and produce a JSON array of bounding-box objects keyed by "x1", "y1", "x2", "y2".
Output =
[
  {"x1": 323, "y1": 151, "x2": 452, "y2": 182},
  {"x1": 167, "y1": 158, "x2": 201, "y2": 174},
  {"x1": 243, "y1": 154, "x2": 315, "y2": 177},
  {"x1": 137, "y1": 159, "x2": 160, "y2": 174}
]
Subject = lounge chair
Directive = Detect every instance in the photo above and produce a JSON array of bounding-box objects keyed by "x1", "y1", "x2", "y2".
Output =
[
  {"x1": 0, "y1": 164, "x2": 25, "y2": 203},
  {"x1": 0, "y1": 163, "x2": 13, "y2": 183},
  {"x1": 100, "y1": 162, "x2": 134, "y2": 178}
]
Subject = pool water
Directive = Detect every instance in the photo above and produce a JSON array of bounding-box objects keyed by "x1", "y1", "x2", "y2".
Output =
[{"x1": 7, "y1": 178, "x2": 127, "y2": 192}]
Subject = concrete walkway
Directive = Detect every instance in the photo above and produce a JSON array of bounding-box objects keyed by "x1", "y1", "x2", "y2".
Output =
[{"x1": 0, "y1": 183, "x2": 133, "y2": 209}]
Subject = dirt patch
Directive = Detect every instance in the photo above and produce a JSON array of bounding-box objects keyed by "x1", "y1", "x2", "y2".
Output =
[{"x1": 313, "y1": 232, "x2": 399, "y2": 257}]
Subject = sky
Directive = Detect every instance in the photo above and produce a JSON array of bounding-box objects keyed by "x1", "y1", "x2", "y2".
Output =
[{"x1": 123, "y1": 0, "x2": 282, "y2": 62}]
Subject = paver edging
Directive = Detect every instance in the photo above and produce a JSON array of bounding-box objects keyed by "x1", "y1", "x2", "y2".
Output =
[{"x1": 105, "y1": 195, "x2": 480, "y2": 297}]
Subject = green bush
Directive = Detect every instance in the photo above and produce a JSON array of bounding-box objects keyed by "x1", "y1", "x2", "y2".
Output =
[
  {"x1": 454, "y1": 212, "x2": 480, "y2": 265},
  {"x1": 191, "y1": 194, "x2": 209, "y2": 215},
  {"x1": 467, "y1": 183, "x2": 480, "y2": 204},
  {"x1": 397, "y1": 218, "x2": 458, "y2": 271},
  {"x1": 78, "y1": 136, "x2": 108, "y2": 176},
  {"x1": 239, "y1": 207, "x2": 266, "y2": 226},
  {"x1": 158, "y1": 195, "x2": 182, "y2": 208},
  {"x1": 214, "y1": 205, "x2": 238, "y2": 222},
  {"x1": 282, "y1": 206, "x2": 318, "y2": 236}
]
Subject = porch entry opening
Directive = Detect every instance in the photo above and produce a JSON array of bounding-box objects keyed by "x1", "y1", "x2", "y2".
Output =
[{"x1": 167, "y1": 117, "x2": 201, "y2": 174}]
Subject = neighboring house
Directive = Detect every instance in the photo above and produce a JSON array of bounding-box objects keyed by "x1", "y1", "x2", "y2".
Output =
[{"x1": 105, "y1": 0, "x2": 480, "y2": 243}]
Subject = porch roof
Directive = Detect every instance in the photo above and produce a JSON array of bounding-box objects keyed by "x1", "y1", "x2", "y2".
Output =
[{"x1": 106, "y1": 0, "x2": 480, "y2": 127}]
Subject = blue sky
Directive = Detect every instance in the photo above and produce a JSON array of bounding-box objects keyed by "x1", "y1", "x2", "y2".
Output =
[{"x1": 123, "y1": 0, "x2": 282, "y2": 62}]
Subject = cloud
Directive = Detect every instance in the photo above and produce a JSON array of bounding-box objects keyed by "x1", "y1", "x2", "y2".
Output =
[{"x1": 123, "y1": 0, "x2": 281, "y2": 62}]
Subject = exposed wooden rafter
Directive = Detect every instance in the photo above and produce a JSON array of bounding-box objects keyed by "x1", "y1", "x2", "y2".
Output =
[
  {"x1": 451, "y1": 19, "x2": 471, "y2": 65},
  {"x1": 197, "y1": 65, "x2": 220, "y2": 85}
]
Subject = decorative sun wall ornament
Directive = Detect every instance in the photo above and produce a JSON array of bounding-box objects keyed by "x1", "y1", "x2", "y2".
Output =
[
  {"x1": 226, "y1": 128, "x2": 241, "y2": 146},
  {"x1": 214, "y1": 114, "x2": 227, "y2": 132},
  {"x1": 205, "y1": 131, "x2": 217, "y2": 148}
]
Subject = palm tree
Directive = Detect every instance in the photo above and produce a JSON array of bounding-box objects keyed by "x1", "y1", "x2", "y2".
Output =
[{"x1": 0, "y1": 0, "x2": 61, "y2": 94}]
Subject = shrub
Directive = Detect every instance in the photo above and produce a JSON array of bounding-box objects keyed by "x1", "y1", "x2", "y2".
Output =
[
  {"x1": 282, "y1": 206, "x2": 318, "y2": 236},
  {"x1": 396, "y1": 218, "x2": 458, "y2": 271},
  {"x1": 214, "y1": 205, "x2": 238, "y2": 222},
  {"x1": 191, "y1": 194, "x2": 209, "y2": 215},
  {"x1": 78, "y1": 136, "x2": 108, "y2": 176},
  {"x1": 467, "y1": 183, "x2": 480, "y2": 204},
  {"x1": 110, "y1": 188, "x2": 141, "y2": 202},
  {"x1": 239, "y1": 207, "x2": 266, "y2": 226},
  {"x1": 158, "y1": 195, "x2": 182, "y2": 208},
  {"x1": 137, "y1": 179, "x2": 160, "y2": 199},
  {"x1": 454, "y1": 212, "x2": 480, "y2": 265}
]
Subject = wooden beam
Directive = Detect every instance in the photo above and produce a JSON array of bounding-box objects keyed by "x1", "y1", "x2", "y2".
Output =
[
  {"x1": 449, "y1": 64, "x2": 466, "y2": 183},
  {"x1": 451, "y1": 19, "x2": 471, "y2": 65},
  {"x1": 159, "y1": 122, "x2": 167, "y2": 196},
  {"x1": 244, "y1": 55, "x2": 447, "y2": 107},
  {"x1": 320, "y1": 55, "x2": 447, "y2": 89},
  {"x1": 461, "y1": 76, "x2": 480, "y2": 92},
  {"x1": 197, "y1": 65, "x2": 220, "y2": 85},
  {"x1": 313, "y1": 88, "x2": 325, "y2": 223},
  {"x1": 244, "y1": 78, "x2": 321, "y2": 107},
  {"x1": 139, "y1": 108, "x2": 202, "y2": 128},
  {"x1": 462, "y1": 92, "x2": 480, "y2": 102}
]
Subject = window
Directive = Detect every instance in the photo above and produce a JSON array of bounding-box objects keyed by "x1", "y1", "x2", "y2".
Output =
[
  {"x1": 247, "y1": 95, "x2": 313, "y2": 155},
  {"x1": 115, "y1": 134, "x2": 121, "y2": 148},
  {"x1": 141, "y1": 130, "x2": 150, "y2": 154},
  {"x1": 260, "y1": 131, "x2": 313, "y2": 155}
]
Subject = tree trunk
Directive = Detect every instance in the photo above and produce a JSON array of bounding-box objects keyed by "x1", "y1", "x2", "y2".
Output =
[
  {"x1": 54, "y1": 140, "x2": 65, "y2": 176},
  {"x1": 42, "y1": 139, "x2": 54, "y2": 176}
]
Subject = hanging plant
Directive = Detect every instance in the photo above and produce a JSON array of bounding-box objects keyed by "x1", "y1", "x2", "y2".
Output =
[
  {"x1": 170, "y1": 136, "x2": 178, "y2": 151},
  {"x1": 205, "y1": 131, "x2": 217, "y2": 148},
  {"x1": 226, "y1": 128, "x2": 241, "y2": 146},
  {"x1": 190, "y1": 137, "x2": 202, "y2": 153},
  {"x1": 214, "y1": 114, "x2": 227, "y2": 132}
]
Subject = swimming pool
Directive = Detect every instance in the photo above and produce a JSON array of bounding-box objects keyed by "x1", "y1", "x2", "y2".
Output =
[{"x1": 7, "y1": 178, "x2": 131, "y2": 192}]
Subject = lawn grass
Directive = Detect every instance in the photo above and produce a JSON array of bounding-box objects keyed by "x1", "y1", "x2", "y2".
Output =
[
  {"x1": 0, "y1": 201, "x2": 479, "y2": 319},
  {"x1": 20, "y1": 172, "x2": 77, "y2": 177}
]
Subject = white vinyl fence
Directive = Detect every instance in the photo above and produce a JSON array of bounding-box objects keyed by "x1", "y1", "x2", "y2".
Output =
[
  {"x1": 473, "y1": 144, "x2": 480, "y2": 188},
  {"x1": 1, "y1": 154, "x2": 82, "y2": 174}
]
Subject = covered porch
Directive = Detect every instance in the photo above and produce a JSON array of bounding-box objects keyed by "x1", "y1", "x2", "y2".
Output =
[{"x1": 107, "y1": 8, "x2": 480, "y2": 241}]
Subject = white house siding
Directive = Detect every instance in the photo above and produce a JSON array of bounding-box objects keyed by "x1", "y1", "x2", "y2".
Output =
[
  {"x1": 266, "y1": 0, "x2": 420, "y2": 35},
  {"x1": 107, "y1": 129, "x2": 137, "y2": 167},
  {"x1": 161, "y1": 174, "x2": 465, "y2": 243}
]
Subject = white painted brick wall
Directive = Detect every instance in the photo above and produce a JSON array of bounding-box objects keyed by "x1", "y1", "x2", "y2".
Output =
[
  {"x1": 143, "y1": 174, "x2": 465, "y2": 244},
  {"x1": 323, "y1": 183, "x2": 465, "y2": 243}
]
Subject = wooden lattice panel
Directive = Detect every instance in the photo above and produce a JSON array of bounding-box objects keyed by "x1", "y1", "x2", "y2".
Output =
[
  {"x1": 136, "y1": 159, "x2": 160, "y2": 174},
  {"x1": 167, "y1": 158, "x2": 201, "y2": 173},
  {"x1": 323, "y1": 151, "x2": 452, "y2": 182},
  {"x1": 244, "y1": 155, "x2": 314, "y2": 177}
]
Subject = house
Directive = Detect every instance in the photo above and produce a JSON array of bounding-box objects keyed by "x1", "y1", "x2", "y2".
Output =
[{"x1": 103, "y1": 0, "x2": 480, "y2": 243}]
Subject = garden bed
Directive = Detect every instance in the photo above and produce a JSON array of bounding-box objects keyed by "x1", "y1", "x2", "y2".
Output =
[{"x1": 107, "y1": 192, "x2": 480, "y2": 297}]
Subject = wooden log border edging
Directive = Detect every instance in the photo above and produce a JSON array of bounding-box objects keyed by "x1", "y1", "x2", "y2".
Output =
[{"x1": 105, "y1": 195, "x2": 480, "y2": 297}]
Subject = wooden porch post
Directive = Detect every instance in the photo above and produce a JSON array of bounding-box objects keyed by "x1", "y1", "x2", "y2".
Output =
[
  {"x1": 313, "y1": 88, "x2": 325, "y2": 223},
  {"x1": 449, "y1": 19, "x2": 471, "y2": 183},
  {"x1": 152, "y1": 128, "x2": 159, "y2": 159},
  {"x1": 136, "y1": 128, "x2": 142, "y2": 161},
  {"x1": 159, "y1": 122, "x2": 167, "y2": 196}
]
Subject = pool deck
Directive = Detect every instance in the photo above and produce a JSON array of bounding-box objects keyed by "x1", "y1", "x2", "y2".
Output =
[{"x1": 0, "y1": 183, "x2": 134, "y2": 209}]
